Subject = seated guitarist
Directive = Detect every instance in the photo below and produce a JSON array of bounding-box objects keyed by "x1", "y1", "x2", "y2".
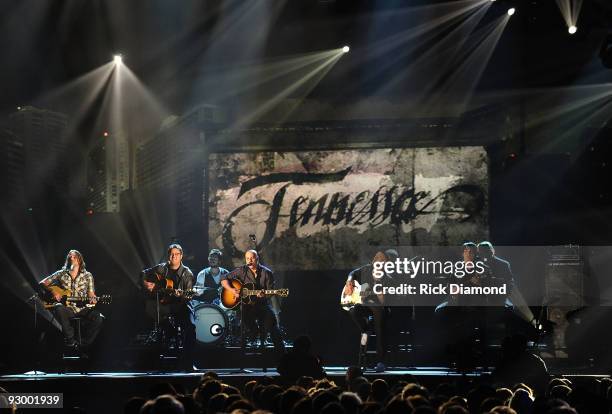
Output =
[
  {"x1": 343, "y1": 250, "x2": 395, "y2": 373},
  {"x1": 39, "y1": 249, "x2": 104, "y2": 350},
  {"x1": 221, "y1": 250, "x2": 285, "y2": 355},
  {"x1": 142, "y1": 243, "x2": 195, "y2": 369}
]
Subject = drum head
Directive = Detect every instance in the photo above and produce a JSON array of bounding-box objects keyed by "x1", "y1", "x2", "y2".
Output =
[{"x1": 193, "y1": 304, "x2": 228, "y2": 345}]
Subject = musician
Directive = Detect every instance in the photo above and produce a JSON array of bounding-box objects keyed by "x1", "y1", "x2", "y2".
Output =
[
  {"x1": 435, "y1": 242, "x2": 480, "y2": 311},
  {"x1": 477, "y1": 241, "x2": 514, "y2": 299},
  {"x1": 478, "y1": 241, "x2": 537, "y2": 330},
  {"x1": 39, "y1": 250, "x2": 104, "y2": 349},
  {"x1": 433, "y1": 242, "x2": 481, "y2": 363},
  {"x1": 142, "y1": 244, "x2": 195, "y2": 368},
  {"x1": 435, "y1": 242, "x2": 518, "y2": 364},
  {"x1": 343, "y1": 250, "x2": 394, "y2": 372},
  {"x1": 221, "y1": 250, "x2": 285, "y2": 354},
  {"x1": 192, "y1": 249, "x2": 228, "y2": 305}
]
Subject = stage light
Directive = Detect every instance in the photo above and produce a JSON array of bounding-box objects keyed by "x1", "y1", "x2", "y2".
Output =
[
  {"x1": 568, "y1": 25, "x2": 577, "y2": 34},
  {"x1": 507, "y1": 8, "x2": 515, "y2": 16},
  {"x1": 103, "y1": 131, "x2": 109, "y2": 137},
  {"x1": 342, "y1": 46, "x2": 350, "y2": 53},
  {"x1": 113, "y1": 54, "x2": 123, "y2": 65}
]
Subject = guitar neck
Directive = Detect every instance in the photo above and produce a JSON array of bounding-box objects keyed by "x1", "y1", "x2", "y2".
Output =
[
  {"x1": 66, "y1": 296, "x2": 98, "y2": 301},
  {"x1": 156, "y1": 288, "x2": 194, "y2": 297},
  {"x1": 243, "y1": 289, "x2": 282, "y2": 295}
]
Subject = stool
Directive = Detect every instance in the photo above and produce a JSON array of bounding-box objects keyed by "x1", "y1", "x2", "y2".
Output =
[
  {"x1": 71, "y1": 317, "x2": 83, "y2": 346},
  {"x1": 62, "y1": 318, "x2": 85, "y2": 360},
  {"x1": 61, "y1": 318, "x2": 87, "y2": 373}
]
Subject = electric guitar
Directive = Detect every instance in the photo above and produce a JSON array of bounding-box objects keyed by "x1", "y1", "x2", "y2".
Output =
[
  {"x1": 340, "y1": 280, "x2": 372, "y2": 311},
  {"x1": 42, "y1": 286, "x2": 112, "y2": 309},
  {"x1": 221, "y1": 279, "x2": 289, "y2": 309}
]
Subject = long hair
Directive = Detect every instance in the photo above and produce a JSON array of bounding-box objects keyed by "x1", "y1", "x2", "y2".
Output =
[{"x1": 63, "y1": 249, "x2": 86, "y2": 272}]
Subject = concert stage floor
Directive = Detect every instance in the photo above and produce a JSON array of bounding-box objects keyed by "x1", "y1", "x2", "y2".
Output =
[
  {"x1": 1, "y1": 363, "x2": 608, "y2": 381},
  {"x1": 0, "y1": 366, "x2": 490, "y2": 381}
]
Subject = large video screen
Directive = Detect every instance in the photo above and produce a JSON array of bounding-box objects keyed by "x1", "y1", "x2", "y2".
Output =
[{"x1": 208, "y1": 147, "x2": 489, "y2": 270}]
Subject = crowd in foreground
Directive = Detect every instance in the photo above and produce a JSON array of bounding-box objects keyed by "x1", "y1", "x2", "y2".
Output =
[
  {"x1": 1, "y1": 334, "x2": 612, "y2": 413},
  {"x1": 4, "y1": 368, "x2": 612, "y2": 414},
  {"x1": 118, "y1": 368, "x2": 612, "y2": 414}
]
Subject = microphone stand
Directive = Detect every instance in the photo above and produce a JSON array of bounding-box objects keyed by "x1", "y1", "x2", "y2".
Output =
[
  {"x1": 240, "y1": 288, "x2": 248, "y2": 371},
  {"x1": 155, "y1": 290, "x2": 161, "y2": 340},
  {"x1": 145, "y1": 240, "x2": 174, "y2": 345},
  {"x1": 24, "y1": 294, "x2": 46, "y2": 375},
  {"x1": 228, "y1": 281, "x2": 252, "y2": 374}
]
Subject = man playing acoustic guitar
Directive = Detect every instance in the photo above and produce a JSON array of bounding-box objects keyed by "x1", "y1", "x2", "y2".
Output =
[
  {"x1": 39, "y1": 249, "x2": 104, "y2": 350},
  {"x1": 142, "y1": 243, "x2": 195, "y2": 370},
  {"x1": 221, "y1": 250, "x2": 285, "y2": 355}
]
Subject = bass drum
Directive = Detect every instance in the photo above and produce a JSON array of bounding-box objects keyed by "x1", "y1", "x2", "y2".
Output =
[{"x1": 192, "y1": 303, "x2": 228, "y2": 345}]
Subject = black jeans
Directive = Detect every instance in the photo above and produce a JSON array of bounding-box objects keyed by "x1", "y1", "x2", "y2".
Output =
[
  {"x1": 242, "y1": 303, "x2": 285, "y2": 353},
  {"x1": 51, "y1": 305, "x2": 104, "y2": 346},
  {"x1": 349, "y1": 304, "x2": 386, "y2": 362}
]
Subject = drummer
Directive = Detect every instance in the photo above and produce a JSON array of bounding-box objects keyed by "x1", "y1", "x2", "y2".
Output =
[{"x1": 192, "y1": 249, "x2": 229, "y2": 306}]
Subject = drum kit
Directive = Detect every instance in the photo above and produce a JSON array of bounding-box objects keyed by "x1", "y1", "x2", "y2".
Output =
[{"x1": 190, "y1": 286, "x2": 241, "y2": 346}]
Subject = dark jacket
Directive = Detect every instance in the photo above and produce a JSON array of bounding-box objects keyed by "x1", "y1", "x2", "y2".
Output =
[{"x1": 141, "y1": 262, "x2": 194, "y2": 291}]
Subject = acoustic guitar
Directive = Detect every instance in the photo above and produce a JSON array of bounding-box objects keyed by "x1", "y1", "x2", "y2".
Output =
[
  {"x1": 221, "y1": 279, "x2": 289, "y2": 309},
  {"x1": 42, "y1": 285, "x2": 112, "y2": 309},
  {"x1": 340, "y1": 280, "x2": 372, "y2": 311},
  {"x1": 146, "y1": 273, "x2": 197, "y2": 303}
]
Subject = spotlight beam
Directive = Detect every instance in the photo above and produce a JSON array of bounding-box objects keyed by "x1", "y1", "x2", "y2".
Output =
[
  {"x1": 232, "y1": 51, "x2": 344, "y2": 128},
  {"x1": 376, "y1": 3, "x2": 490, "y2": 98},
  {"x1": 362, "y1": 0, "x2": 492, "y2": 63},
  {"x1": 0, "y1": 243, "x2": 60, "y2": 329},
  {"x1": 421, "y1": 13, "x2": 511, "y2": 117},
  {"x1": 525, "y1": 84, "x2": 612, "y2": 129},
  {"x1": 191, "y1": 49, "x2": 339, "y2": 104},
  {"x1": 556, "y1": 0, "x2": 583, "y2": 30}
]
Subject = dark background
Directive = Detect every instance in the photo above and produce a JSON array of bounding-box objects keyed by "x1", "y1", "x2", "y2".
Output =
[{"x1": 1, "y1": 0, "x2": 612, "y2": 371}]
